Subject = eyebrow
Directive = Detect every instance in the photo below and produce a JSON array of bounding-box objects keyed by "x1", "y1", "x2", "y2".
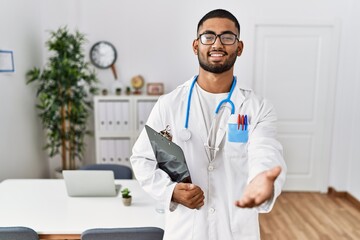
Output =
[{"x1": 199, "y1": 30, "x2": 237, "y2": 36}]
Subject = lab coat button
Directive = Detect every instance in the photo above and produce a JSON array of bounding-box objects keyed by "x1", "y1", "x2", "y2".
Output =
[
  {"x1": 208, "y1": 165, "x2": 214, "y2": 171},
  {"x1": 208, "y1": 208, "x2": 215, "y2": 214}
]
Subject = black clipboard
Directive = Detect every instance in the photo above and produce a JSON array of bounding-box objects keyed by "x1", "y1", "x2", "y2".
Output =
[{"x1": 145, "y1": 125, "x2": 192, "y2": 183}]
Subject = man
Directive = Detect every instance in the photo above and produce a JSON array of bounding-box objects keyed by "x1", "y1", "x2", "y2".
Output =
[{"x1": 130, "y1": 9, "x2": 286, "y2": 240}]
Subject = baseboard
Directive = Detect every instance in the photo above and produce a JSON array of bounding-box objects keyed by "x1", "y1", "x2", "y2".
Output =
[
  {"x1": 327, "y1": 187, "x2": 346, "y2": 197},
  {"x1": 328, "y1": 187, "x2": 360, "y2": 211}
]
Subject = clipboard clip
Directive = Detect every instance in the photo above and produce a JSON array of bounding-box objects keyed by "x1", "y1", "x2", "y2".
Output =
[{"x1": 160, "y1": 125, "x2": 173, "y2": 141}]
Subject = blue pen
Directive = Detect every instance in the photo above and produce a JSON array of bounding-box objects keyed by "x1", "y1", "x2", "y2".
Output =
[{"x1": 244, "y1": 115, "x2": 248, "y2": 131}]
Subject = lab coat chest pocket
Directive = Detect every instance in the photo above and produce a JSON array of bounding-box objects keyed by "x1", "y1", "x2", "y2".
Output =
[
  {"x1": 224, "y1": 130, "x2": 248, "y2": 158},
  {"x1": 224, "y1": 141, "x2": 248, "y2": 175},
  {"x1": 225, "y1": 115, "x2": 250, "y2": 159}
]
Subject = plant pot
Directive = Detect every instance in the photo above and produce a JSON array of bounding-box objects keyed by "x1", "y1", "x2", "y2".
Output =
[{"x1": 122, "y1": 197, "x2": 132, "y2": 206}]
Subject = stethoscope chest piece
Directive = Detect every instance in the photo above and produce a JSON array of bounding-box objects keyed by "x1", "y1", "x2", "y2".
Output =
[{"x1": 179, "y1": 128, "x2": 191, "y2": 142}]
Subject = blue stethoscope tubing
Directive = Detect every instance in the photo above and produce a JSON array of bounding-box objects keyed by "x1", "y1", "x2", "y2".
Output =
[{"x1": 180, "y1": 75, "x2": 237, "y2": 141}]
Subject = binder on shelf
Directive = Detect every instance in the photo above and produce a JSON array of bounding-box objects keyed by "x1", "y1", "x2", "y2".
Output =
[
  {"x1": 107, "y1": 139, "x2": 116, "y2": 163},
  {"x1": 137, "y1": 101, "x2": 146, "y2": 131},
  {"x1": 114, "y1": 138, "x2": 123, "y2": 163},
  {"x1": 98, "y1": 101, "x2": 108, "y2": 131},
  {"x1": 121, "y1": 101, "x2": 130, "y2": 131},
  {"x1": 106, "y1": 102, "x2": 115, "y2": 131},
  {"x1": 137, "y1": 100, "x2": 156, "y2": 131},
  {"x1": 114, "y1": 101, "x2": 122, "y2": 131},
  {"x1": 123, "y1": 139, "x2": 130, "y2": 162},
  {"x1": 100, "y1": 139, "x2": 109, "y2": 163}
]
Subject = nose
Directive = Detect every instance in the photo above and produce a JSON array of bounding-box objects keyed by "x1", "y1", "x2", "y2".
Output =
[{"x1": 212, "y1": 36, "x2": 224, "y2": 48}]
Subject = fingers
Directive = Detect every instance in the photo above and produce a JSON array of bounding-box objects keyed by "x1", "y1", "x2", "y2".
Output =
[
  {"x1": 235, "y1": 166, "x2": 280, "y2": 208},
  {"x1": 191, "y1": 189, "x2": 205, "y2": 208},
  {"x1": 235, "y1": 194, "x2": 264, "y2": 208},
  {"x1": 186, "y1": 184, "x2": 205, "y2": 209},
  {"x1": 172, "y1": 183, "x2": 205, "y2": 209},
  {"x1": 176, "y1": 183, "x2": 197, "y2": 192},
  {"x1": 175, "y1": 183, "x2": 192, "y2": 190},
  {"x1": 235, "y1": 199, "x2": 246, "y2": 208},
  {"x1": 235, "y1": 189, "x2": 261, "y2": 208},
  {"x1": 235, "y1": 200, "x2": 247, "y2": 208}
]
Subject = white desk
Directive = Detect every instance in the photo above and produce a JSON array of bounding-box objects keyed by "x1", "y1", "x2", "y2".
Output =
[{"x1": 0, "y1": 179, "x2": 164, "y2": 240}]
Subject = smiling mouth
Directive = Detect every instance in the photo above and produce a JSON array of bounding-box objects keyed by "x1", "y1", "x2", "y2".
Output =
[{"x1": 208, "y1": 51, "x2": 227, "y2": 57}]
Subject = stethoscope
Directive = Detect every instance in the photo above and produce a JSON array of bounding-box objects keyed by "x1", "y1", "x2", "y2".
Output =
[{"x1": 179, "y1": 75, "x2": 237, "y2": 142}]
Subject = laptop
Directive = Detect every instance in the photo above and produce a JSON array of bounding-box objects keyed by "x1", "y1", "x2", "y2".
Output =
[
  {"x1": 145, "y1": 125, "x2": 192, "y2": 183},
  {"x1": 63, "y1": 170, "x2": 120, "y2": 197}
]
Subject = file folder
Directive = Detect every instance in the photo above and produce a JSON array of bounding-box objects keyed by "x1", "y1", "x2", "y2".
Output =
[{"x1": 145, "y1": 125, "x2": 192, "y2": 183}]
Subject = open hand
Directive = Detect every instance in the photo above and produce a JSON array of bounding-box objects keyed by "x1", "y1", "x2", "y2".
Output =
[
  {"x1": 235, "y1": 166, "x2": 281, "y2": 208},
  {"x1": 172, "y1": 183, "x2": 204, "y2": 209}
]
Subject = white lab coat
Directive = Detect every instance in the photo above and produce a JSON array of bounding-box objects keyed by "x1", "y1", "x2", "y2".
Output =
[{"x1": 130, "y1": 76, "x2": 286, "y2": 240}]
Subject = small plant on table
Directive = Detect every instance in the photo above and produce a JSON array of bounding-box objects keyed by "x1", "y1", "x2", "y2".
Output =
[{"x1": 121, "y1": 188, "x2": 132, "y2": 206}]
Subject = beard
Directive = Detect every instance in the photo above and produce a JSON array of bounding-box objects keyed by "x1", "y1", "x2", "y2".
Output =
[{"x1": 198, "y1": 50, "x2": 238, "y2": 74}]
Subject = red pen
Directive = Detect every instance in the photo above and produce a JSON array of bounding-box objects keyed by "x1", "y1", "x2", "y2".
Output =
[
  {"x1": 237, "y1": 114, "x2": 241, "y2": 130},
  {"x1": 241, "y1": 115, "x2": 245, "y2": 130}
]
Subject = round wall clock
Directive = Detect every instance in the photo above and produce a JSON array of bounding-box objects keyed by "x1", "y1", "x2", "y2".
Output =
[
  {"x1": 90, "y1": 41, "x2": 118, "y2": 79},
  {"x1": 90, "y1": 41, "x2": 117, "y2": 69}
]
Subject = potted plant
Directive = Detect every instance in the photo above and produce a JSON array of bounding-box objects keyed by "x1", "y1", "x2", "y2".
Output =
[
  {"x1": 26, "y1": 26, "x2": 98, "y2": 174},
  {"x1": 121, "y1": 188, "x2": 132, "y2": 206}
]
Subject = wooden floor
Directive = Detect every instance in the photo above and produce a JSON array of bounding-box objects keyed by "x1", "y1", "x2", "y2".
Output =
[{"x1": 260, "y1": 192, "x2": 360, "y2": 240}]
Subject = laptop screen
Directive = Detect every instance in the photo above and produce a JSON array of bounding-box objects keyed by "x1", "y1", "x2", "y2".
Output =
[{"x1": 63, "y1": 170, "x2": 119, "y2": 197}]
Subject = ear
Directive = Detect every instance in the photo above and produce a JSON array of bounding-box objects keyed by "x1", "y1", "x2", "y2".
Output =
[
  {"x1": 237, "y1": 40, "x2": 244, "y2": 56},
  {"x1": 192, "y1": 39, "x2": 199, "y2": 55}
]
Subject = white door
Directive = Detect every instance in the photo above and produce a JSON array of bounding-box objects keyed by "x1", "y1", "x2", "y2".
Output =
[{"x1": 253, "y1": 22, "x2": 339, "y2": 191}]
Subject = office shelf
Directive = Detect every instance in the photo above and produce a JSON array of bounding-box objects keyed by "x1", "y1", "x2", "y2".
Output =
[{"x1": 94, "y1": 95, "x2": 158, "y2": 168}]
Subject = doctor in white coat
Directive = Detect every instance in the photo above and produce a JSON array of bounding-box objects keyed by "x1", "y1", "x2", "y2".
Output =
[{"x1": 130, "y1": 9, "x2": 286, "y2": 240}]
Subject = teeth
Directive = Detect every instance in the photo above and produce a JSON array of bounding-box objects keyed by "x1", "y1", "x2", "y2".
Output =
[{"x1": 210, "y1": 53, "x2": 224, "y2": 57}]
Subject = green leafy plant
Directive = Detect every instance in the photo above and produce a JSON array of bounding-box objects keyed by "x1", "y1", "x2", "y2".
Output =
[
  {"x1": 26, "y1": 26, "x2": 98, "y2": 171},
  {"x1": 121, "y1": 188, "x2": 131, "y2": 198}
]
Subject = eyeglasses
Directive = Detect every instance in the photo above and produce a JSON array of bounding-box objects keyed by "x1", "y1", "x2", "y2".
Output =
[{"x1": 198, "y1": 32, "x2": 238, "y2": 45}]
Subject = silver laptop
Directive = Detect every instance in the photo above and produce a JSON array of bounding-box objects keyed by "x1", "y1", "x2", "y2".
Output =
[{"x1": 63, "y1": 170, "x2": 120, "y2": 197}]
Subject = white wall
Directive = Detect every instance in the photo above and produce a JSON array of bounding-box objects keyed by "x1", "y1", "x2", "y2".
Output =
[
  {"x1": 329, "y1": 0, "x2": 360, "y2": 200},
  {"x1": 0, "y1": 0, "x2": 359, "y2": 199},
  {"x1": 0, "y1": 0, "x2": 48, "y2": 179}
]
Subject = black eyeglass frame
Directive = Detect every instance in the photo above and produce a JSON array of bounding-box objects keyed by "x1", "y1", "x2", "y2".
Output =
[{"x1": 197, "y1": 32, "x2": 239, "y2": 45}]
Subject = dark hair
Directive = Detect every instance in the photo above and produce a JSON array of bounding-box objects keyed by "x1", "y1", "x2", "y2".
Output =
[{"x1": 197, "y1": 9, "x2": 240, "y2": 37}]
